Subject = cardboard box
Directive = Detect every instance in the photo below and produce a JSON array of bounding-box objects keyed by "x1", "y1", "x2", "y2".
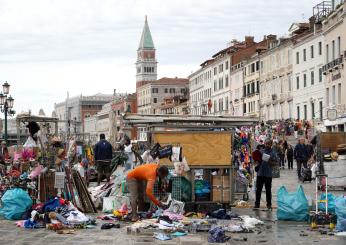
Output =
[
  {"x1": 222, "y1": 188, "x2": 230, "y2": 203},
  {"x1": 212, "y1": 187, "x2": 221, "y2": 202},
  {"x1": 222, "y1": 176, "x2": 230, "y2": 188},
  {"x1": 212, "y1": 176, "x2": 221, "y2": 187}
]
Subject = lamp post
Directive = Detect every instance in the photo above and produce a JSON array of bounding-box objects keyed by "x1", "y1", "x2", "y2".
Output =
[{"x1": 0, "y1": 82, "x2": 15, "y2": 145}]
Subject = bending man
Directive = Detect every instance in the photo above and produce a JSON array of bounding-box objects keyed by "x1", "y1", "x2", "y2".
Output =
[{"x1": 126, "y1": 164, "x2": 169, "y2": 221}]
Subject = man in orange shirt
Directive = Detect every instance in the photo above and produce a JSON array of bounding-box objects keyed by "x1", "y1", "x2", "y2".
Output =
[{"x1": 126, "y1": 164, "x2": 169, "y2": 221}]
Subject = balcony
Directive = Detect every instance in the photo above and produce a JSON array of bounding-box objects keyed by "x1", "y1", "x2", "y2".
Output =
[{"x1": 322, "y1": 56, "x2": 344, "y2": 74}]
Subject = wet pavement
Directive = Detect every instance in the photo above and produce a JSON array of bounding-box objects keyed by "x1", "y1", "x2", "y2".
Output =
[{"x1": 0, "y1": 168, "x2": 345, "y2": 244}]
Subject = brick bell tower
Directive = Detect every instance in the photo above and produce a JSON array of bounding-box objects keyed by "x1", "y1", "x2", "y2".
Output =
[{"x1": 136, "y1": 15, "x2": 157, "y2": 89}]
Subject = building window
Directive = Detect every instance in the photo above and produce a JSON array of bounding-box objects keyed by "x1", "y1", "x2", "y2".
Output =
[
  {"x1": 243, "y1": 103, "x2": 247, "y2": 114},
  {"x1": 297, "y1": 106, "x2": 300, "y2": 120},
  {"x1": 318, "y1": 41, "x2": 322, "y2": 55},
  {"x1": 256, "y1": 61, "x2": 260, "y2": 71},
  {"x1": 256, "y1": 80, "x2": 260, "y2": 93},
  {"x1": 310, "y1": 45, "x2": 314, "y2": 58},
  {"x1": 164, "y1": 88, "x2": 168, "y2": 93},
  {"x1": 296, "y1": 52, "x2": 299, "y2": 64},
  {"x1": 214, "y1": 67, "x2": 217, "y2": 75},
  {"x1": 337, "y1": 36, "x2": 341, "y2": 57},
  {"x1": 225, "y1": 61, "x2": 229, "y2": 70},
  {"x1": 296, "y1": 76, "x2": 300, "y2": 90},
  {"x1": 319, "y1": 101, "x2": 323, "y2": 120},
  {"x1": 304, "y1": 105, "x2": 307, "y2": 120},
  {"x1": 326, "y1": 88, "x2": 330, "y2": 106},
  {"x1": 338, "y1": 83, "x2": 341, "y2": 104},
  {"x1": 153, "y1": 98, "x2": 157, "y2": 103},
  {"x1": 332, "y1": 40, "x2": 335, "y2": 60},
  {"x1": 181, "y1": 88, "x2": 185, "y2": 93},
  {"x1": 214, "y1": 100, "x2": 217, "y2": 112},
  {"x1": 303, "y1": 74, "x2": 307, "y2": 87},
  {"x1": 251, "y1": 82, "x2": 255, "y2": 94},
  {"x1": 137, "y1": 67, "x2": 141, "y2": 73},
  {"x1": 225, "y1": 97, "x2": 229, "y2": 110},
  {"x1": 214, "y1": 81, "x2": 217, "y2": 91},
  {"x1": 288, "y1": 75, "x2": 292, "y2": 92},
  {"x1": 332, "y1": 85, "x2": 336, "y2": 105},
  {"x1": 169, "y1": 88, "x2": 176, "y2": 93},
  {"x1": 303, "y1": 49, "x2": 306, "y2": 61},
  {"x1": 219, "y1": 64, "x2": 223, "y2": 73},
  {"x1": 311, "y1": 71, "x2": 314, "y2": 85},
  {"x1": 219, "y1": 78, "x2": 223, "y2": 89},
  {"x1": 311, "y1": 102, "x2": 315, "y2": 119},
  {"x1": 152, "y1": 88, "x2": 158, "y2": 93},
  {"x1": 247, "y1": 84, "x2": 251, "y2": 95},
  {"x1": 319, "y1": 68, "x2": 323, "y2": 82},
  {"x1": 225, "y1": 76, "x2": 229, "y2": 87},
  {"x1": 326, "y1": 44, "x2": 329, "y2": 63}
]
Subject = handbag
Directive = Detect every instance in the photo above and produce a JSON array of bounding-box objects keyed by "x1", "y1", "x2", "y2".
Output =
[
  {"x1": 150, "y1": 143, "x2": 161, "y2": 159},
  {"x1": 272, "y1": 165, "x2": 280, "y2": 178},
  {"x1": 158, "y1": 145, "x2": 173, "y2": 159}
]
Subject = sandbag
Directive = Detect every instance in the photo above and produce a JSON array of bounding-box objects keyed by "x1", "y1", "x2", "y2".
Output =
[
  {"x1": 318, "y1": 193, "x2": 336, "y2": 213},
  {"x1": 0, "y1": 188, "x2": 33, "y2": 220},
  {"x1": 335, "y1": 196, "x2": 346, "y2": 232},
  {"x1": 277, "y1": 185, "x2": 308, "y2": 221}
]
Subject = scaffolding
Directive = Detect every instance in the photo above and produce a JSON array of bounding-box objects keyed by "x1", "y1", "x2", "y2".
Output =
[{"x1": 313, "y1": 1, "x2": 332, "y2": 22}]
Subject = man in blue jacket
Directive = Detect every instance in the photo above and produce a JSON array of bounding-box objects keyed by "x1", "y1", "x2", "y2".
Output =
[
  {"x1": 94, "y1": 134, "x2": 113, "y2": 185},
  {"x1": 294, "y1": 138, "x2": 308, "y2": 180},
  {"x1": 254, "y1": 139, "x2": 278, "y2": 210}
]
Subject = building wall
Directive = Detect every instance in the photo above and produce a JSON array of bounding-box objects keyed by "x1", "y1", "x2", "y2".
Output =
[
  {"x1": 260, "y1": 40, "x2": 293, "y2": 121},
  {"x1": 243, "y1": 57, "x2": 260, "y2": 117},
  {"x1": 229, "y1": 66, "x2": 244, "y2": 116},
  {"x1": 137, "y1": 81, "x2": 188, "y2": 114},
  {"x1": 292, "y1": 33, "x2": 325, "y2": 122}
]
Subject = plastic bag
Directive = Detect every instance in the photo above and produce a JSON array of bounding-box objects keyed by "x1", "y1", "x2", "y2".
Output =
[
  {"x1": 0, "y1": 188, "x2": 33, "y2": 220},
  {"x1": 318, "y1": 193, "x2": 336, "y2": 213},
  {"x1": 335, "y1": 196, "x2": 346, "y2": 232},
  {"x1": 277, "y1": 185, "x2": 308, "y2": 221}
]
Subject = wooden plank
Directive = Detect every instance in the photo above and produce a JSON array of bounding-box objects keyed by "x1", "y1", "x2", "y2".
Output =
[
  {"x1": 320, "y1": 132, "x2": 346, "y2": 152},
  {"x1": 153, "y1": 131, "x2": 232, "y2": 166}
]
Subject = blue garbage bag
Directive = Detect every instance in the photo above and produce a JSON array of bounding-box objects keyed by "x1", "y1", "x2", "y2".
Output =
[
  {"x1": 318, "y1": 193, "x2": 336, "y2": 213},
  {"x1": 335, "y1": 196, "x2": 346, "y2": 231},
  {"x1": 277, "y1": 185, "x2": 308, "y2": 221},
  {"x1": 0, "y1": 188, "x2": 33, "y2": 220}
]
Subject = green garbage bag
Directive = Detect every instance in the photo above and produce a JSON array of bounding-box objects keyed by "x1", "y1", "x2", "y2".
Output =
[{"x1": 277, "y1": 185, "x2": 308, "y2": 221}]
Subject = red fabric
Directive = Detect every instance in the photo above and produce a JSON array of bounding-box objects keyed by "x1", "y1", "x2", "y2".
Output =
[{"x1": 252, "y1": 149, "x2": 262, "y2": 162}]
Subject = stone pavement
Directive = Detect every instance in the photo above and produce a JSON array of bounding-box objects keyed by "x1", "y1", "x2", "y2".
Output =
[{"x1": 0, "y1": 167, "x2": 345, "y2": 245}]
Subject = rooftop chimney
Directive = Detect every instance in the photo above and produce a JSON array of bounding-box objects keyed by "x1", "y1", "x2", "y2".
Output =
[{"x1": 245, "y1": 36, "x2": 255, "y2": 46}]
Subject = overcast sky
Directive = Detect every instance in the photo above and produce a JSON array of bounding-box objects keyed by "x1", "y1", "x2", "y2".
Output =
[{"x1": 0, "y1": 0, "x2": 322, "y2": 116}]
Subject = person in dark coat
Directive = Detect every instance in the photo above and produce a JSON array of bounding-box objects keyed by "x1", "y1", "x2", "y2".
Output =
[
  {"x1": 254, "y1": 139, "x2": 278, "y2": 210},
  {"x1": 294, "y1": 138, "x2": 309, "y2": 179},
  {"x1": 286, "y1": 144, "x2": 294, "y2": 170},
  {"x1": 94, "y1": 134, "x2": 113, "y2": 185}
]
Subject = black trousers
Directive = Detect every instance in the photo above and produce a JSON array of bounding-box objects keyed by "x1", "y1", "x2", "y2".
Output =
[
  {"x1": 255, "y1": 176, "x2": 272, "y2": 207},
  {"x1": 279, "y1": 155, "x2": 285, "y2": 167},
  {"x1": 297, "y1": 160, "x2": 307, "y2": 178},
  {"x1": 287, "y1": 157, "x2": 293, "y2": 169}
]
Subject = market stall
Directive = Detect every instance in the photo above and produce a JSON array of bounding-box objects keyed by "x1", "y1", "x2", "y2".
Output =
[{"x1": 123, "y1": 113, "x2": 258, "y2": 207}]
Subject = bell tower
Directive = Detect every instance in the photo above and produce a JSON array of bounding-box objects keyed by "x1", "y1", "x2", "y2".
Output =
[{"x1": 136, "y1": 16, "x2": 157, "y2": 88}]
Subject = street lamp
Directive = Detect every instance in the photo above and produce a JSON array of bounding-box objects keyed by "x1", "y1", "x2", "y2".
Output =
[{"x1": 0, "y1": 82, "x2": 15, "y2": 145}]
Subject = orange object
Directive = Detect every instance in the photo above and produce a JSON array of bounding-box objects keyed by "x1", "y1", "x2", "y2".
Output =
[{"x1": 127, "y1": 164, "x2": 160, "y2": 205}]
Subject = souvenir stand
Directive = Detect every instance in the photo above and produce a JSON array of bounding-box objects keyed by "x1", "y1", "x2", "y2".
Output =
[
  {"x1": 12, "y1": 114, "x2": 97, "y2": 213},
  {"x1": 123, "y1": 114, "x2": 258, "y2": 210},
  {"x1": 316, "y1": 132, "x2": 346, "y2": 190}
]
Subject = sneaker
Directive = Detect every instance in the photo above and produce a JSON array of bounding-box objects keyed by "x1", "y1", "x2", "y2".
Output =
[
  {"x1": 267, "y1": 206, "x2": 272, "y2": 211},
  {"x1": 253, "y1": 205, "x2": 260, "y2": 210}
]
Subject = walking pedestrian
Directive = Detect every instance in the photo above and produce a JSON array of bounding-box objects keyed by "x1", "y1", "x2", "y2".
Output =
[
  {"x1": 286, "y1": 144, "x2": 294, "y2": 170},
  {"x1": 294, "y1": 138, "x2": 309, "y2": 179},
  {"x1": 254, "y1": 139, "x2": 278, "y2": 210},
  {"x1": 94, "y1": 134, "x2": 113, "y2": 185}
]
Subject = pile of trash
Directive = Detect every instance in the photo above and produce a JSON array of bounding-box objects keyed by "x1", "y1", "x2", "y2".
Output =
[{"x1": 0, "y1": 193, "x2": 94, "y2": 234}]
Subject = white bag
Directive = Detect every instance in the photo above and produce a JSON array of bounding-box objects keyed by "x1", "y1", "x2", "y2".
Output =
[
  {"x1": 262, "y1": 153, "x2": 270, "y2": 162},
  {"x1": 103, "y1": 196, "x2": 131, "y2": 213}
]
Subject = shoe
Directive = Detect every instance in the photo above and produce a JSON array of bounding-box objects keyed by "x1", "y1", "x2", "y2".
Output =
[
  {"x1": 253, "y1": 205, "x2": 260, "y2": 210},
  {"x1": 267, "y1": 206, "x2": 272, "y2": 211}
]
